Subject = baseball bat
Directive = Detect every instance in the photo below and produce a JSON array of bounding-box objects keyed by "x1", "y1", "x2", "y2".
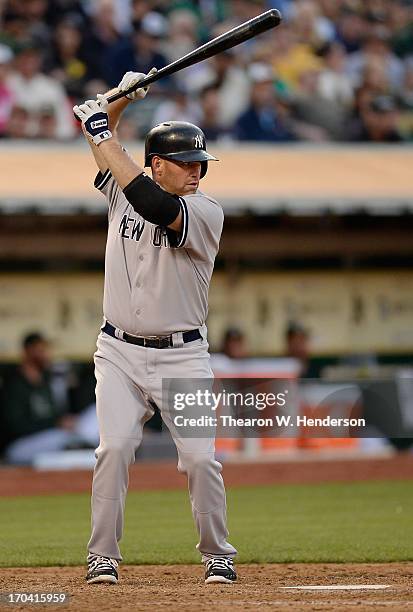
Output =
[{"x1": 106, "y1": 9, "x2": 282, "y2": 104}]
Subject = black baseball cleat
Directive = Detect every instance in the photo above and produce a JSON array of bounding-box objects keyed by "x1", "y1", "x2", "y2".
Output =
[
  {"x1": 204, "y1": 557, "x2": 237, "y2": 584},
  {"x1": 86, "y1": 554, "x2": 119, "y2": 584}
]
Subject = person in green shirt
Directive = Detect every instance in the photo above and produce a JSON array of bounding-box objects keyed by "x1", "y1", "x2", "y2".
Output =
[{"x1": 3, "y1": 332, "x2": 78, "y2": 464}]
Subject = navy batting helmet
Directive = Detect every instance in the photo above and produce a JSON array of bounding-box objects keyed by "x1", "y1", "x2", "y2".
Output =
[{"x1": 144, "y1": 121, "x2": 218, "y2": 179}]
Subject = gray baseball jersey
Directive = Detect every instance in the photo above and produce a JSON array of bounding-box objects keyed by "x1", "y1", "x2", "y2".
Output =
[{"x1": 95, "y1": 168, "x2": 224, "y2": 336}]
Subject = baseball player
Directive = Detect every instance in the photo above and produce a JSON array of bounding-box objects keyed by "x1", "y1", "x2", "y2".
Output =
[{"x1": 73, "y1": 71, "x2": 237, "y2": 585}]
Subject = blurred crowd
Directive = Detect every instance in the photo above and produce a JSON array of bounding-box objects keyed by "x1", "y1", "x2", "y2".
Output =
[
  {"x1": 1, "y1": 0, "x2": 413, "y2": 142},
  {"x1": 0, "y1": 323, "x2": 313, "y2": 464},
  {"x1": 0, "y1": 332, "x2": 99, "y2": 463},
  {"x1": 1, "y1": 322, "x2": 410, "y2": 464}
]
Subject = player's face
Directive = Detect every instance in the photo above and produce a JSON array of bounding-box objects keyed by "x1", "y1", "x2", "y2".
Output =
[{"x1": 153, "y1": 157, "x2": 202, "y2": 196}]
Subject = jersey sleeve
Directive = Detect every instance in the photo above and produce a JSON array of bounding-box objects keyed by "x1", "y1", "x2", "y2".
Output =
[
  {"x1": 168, "y1": 193, "x2": 224, "y2": 261},
  {"x1": 94, "y1": 169, "x2": 122, "y2": 220}
]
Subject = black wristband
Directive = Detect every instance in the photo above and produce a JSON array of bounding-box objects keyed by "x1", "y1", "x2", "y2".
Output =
[{"x1": 123, "y1": 174, "x2": 181, "y2": 226}]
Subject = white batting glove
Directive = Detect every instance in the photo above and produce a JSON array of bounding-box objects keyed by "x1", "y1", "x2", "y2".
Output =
[
  {"x1": 73, "y1": 97, "x2": 112, "y2": 146},
  {"x1": 118, "y1": 67, "x2": 158, "y2": 101},
  {"x1": 97, "y1": 93, "x2": 108, "y2": 112}
]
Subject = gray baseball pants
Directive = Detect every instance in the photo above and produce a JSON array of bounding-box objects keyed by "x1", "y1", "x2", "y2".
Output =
[{"x1": 87, "y1": 331, "x2": 237, "y2": 562}]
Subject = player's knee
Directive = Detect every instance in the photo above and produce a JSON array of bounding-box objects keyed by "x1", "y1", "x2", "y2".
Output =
[
  {"x1": 97, "y1": 438, "x2": 137, "y2": 464},
  {"x1": 178, "y1": 453, "x2": 219, "y2": 474}
]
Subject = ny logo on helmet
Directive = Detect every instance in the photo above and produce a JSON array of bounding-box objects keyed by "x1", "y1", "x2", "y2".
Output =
[{"x1": 194, "y1": 134, "x2": 203, "y2": 149}]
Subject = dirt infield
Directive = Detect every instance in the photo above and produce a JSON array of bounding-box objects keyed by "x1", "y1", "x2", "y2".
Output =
[
  {"x1": 1, "y1": 563, "x2": 412, "y2": 611},
  {"x1": 1, "y1": 453, "x2": 413, "y2": 497}
]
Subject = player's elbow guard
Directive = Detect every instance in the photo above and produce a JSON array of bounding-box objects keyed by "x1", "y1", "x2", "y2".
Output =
[{"x1": 123, "y1": 174, "x2": 181, "y2": 226}]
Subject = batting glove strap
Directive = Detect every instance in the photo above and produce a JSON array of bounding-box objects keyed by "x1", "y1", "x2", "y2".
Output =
[
  {"x1": 84, "y1": 112, "x2": 112, "y2": 145},
  {"x1": 92, "y1": 129, "x2": 113, "y2": 145}
]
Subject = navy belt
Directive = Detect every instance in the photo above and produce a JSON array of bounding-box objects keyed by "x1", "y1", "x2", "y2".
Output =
[{"x1": 102, "y1": 321, "x2": 202, "y2": 349}]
